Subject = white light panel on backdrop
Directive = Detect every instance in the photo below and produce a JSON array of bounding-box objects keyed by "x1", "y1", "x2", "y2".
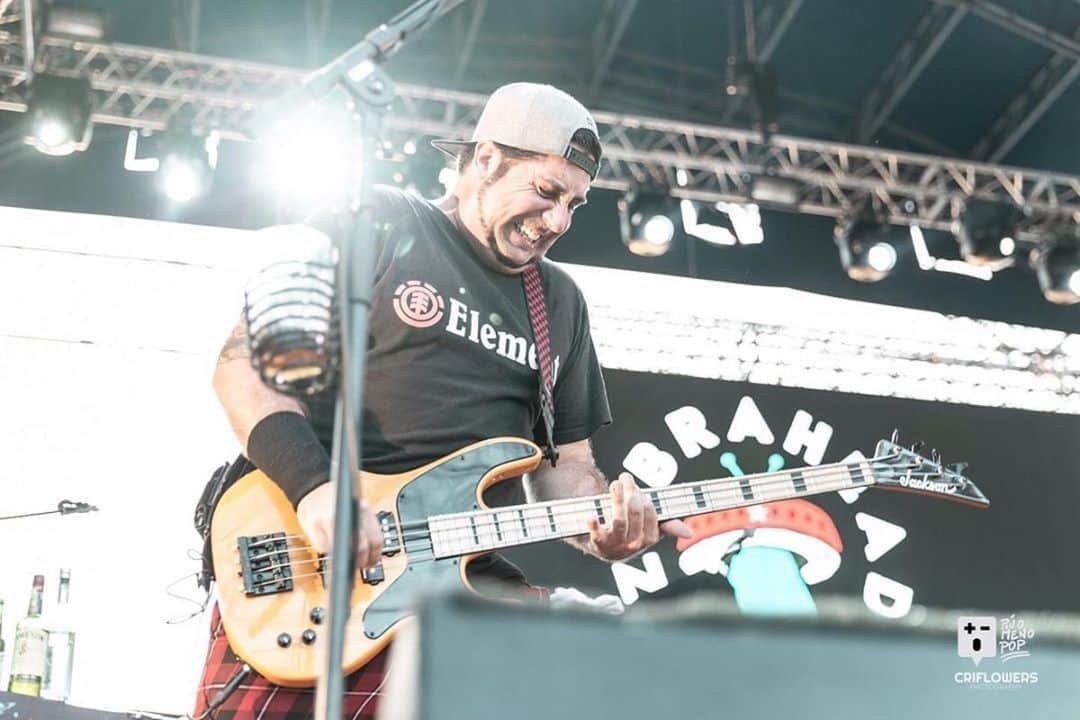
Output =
[
  {"x1": 0, "y1": 204, "x2": 1077, "y2": 714},
  {"x1": 568, "y1": 265, "x2": 1080, "y2": 415}
]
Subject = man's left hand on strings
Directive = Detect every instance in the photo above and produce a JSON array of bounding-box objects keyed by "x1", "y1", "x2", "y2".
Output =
[{"x1": 585, "y1": 473, "x2": 693, "y2": 562}]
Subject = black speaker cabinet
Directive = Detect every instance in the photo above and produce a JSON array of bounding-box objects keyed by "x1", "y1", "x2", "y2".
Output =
[{"x1": 381, "y1": 592, "x2": 1080, "y2": 720}]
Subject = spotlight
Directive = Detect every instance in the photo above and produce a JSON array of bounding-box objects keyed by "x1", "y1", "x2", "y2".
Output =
[
  {"x1": 835, "y1": 212, "x2": 898, "y2": 282},
  {"x1": 619, "y1": 191, "x2": 679, "y2": 257},
  {"x1": 1032, "y1": 237, "x2": 1080, "y2": 305},
  {"x1": 749, "y1": 174, "x2": 801, "y2": 207},
  {"x1": 867, "y1": 242, "x2": 898, "y2": 272},
  {"x1": 254, "y1": 103, "x2": 361, "y2": 206},
  {"x1": 43, "y1": 4, "x2": 107, "y2": 40},
  {"x1": 956, "y1": 199, "x2": 1021, "y2": 267},
  {"x1": 24, "y1": 74, "x2": 93, "y2": 156},
  {"x1": 157, "y1": 133, "x2": 218, "y2": 204}
]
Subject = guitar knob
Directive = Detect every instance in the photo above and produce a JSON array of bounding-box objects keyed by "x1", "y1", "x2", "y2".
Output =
[
  {"x1": 310, "y1": 607, "x2": 326, "y2": 624},
  {"x1": 277, "y1": 633, "x2": 292, "y2": 648},
  {"x1": 302, "y1": 629, "x2": 317, "y2": 645}
]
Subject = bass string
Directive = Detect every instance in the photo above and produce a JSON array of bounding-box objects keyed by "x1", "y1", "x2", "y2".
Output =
[
  {"x1": 247, "y1": 463, "x2": 899, "y2": 576},
  {"x1": 395, "y1": 457, "x2": 920, "y2": 533},
  {"x1": 243, "y1": 457, "x2": 941, "y2": 582},
  {"x1": 419, "y1": 465, "x2": 896, "y2": 548}
]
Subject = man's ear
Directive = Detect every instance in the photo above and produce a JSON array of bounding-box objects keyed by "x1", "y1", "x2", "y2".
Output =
[{"x1": 472, "y1": 141, "x2": 500, "y2": 177}]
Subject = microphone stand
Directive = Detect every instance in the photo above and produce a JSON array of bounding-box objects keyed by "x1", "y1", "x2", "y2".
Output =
[
  {"x1": 0, "y1": 500, "x2": 99, "y2": 522},
  {"x1": 290, "y1": 2, "x2": 470, "y2": 718}
]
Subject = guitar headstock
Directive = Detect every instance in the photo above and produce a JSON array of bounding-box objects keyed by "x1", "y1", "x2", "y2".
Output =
[{"x1": 872, "y1": 432, "x2": 990, "y2": 508}]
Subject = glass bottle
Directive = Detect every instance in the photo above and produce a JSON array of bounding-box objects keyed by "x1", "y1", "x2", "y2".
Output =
[
  {"x1": 8, "y1": 575, "x2": 47, "y2": 696},
  {"x1": 42, "y1": 569, "x2": 76, "y2": 702}
]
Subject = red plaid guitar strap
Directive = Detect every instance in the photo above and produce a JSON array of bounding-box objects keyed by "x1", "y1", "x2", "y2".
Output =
[{"x1": 522, "y1": 264, "x2": 559, "y2": 466}]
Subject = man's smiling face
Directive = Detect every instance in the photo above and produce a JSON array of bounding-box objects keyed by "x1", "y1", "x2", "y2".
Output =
[{"x1": 464, "y1": 143, "x2": 592, "y2": 274}]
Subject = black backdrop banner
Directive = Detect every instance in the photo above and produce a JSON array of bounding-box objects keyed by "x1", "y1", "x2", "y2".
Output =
[{"x1": 504, "y1": 369, "x2": 1080, "y2": 615}]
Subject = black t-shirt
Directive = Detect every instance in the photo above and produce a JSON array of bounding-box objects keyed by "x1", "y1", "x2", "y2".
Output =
[{"x1": 306, "y1": 186, "x2": 612, "y2": 473}]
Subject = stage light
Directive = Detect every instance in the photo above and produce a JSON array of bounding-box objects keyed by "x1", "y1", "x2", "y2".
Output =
[
  {"x1": 37, "y1": 120, "x2": 70, "y2": 149},
  {"x1": 867, "y1": 242, "x2": 897, "y2": 273},
  {"x1": 619, "y1": 191, "x2": 679, "y2": 256},
  {"x1": 43, "y1": 4, "x2": 107, "y2": 40},
  {"x1": 835, "y1": 212, "x2": 897, "y2": 282},
  {"x1": 254, "y1": 104, "x2": 360, "y2": 206},
  {"x1": 24, "y1": 74, "x2": 94, "y2": 156},
  {"x1": 1032, "y1": 237, "x2": 1080, "y2": 305},
  {"x1": 956, "y1": 199, "x2": 1021, "y2": 267},
  {"x1": 157, "y1": 133, "x2": 218, "y2": 204},
  {"x1": 644, "y1": 215, "x2": 675, "y2": 243},
  {"x1": 160, "y1": 160, "x2": 202, "y2": 203},
  {"x1": 749, "y1": 174, "x2": 801, "y2": 207}
]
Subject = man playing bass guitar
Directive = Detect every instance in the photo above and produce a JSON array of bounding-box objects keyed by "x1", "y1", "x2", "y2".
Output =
[{"x1": 197, "y1": 82, "x2": 692, "y2": 719}]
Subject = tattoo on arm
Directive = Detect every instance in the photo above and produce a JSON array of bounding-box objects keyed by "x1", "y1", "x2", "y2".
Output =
[{"x1": 217, "y1": 321, "x2": 250, "y2": 364}]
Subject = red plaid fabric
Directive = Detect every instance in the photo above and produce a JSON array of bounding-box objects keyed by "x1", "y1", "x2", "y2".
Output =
[
  {"x1": 194, "y1": 583, "x2": 548, "y2": 719},
  {"x1": 193, "y1": 605, "x2": 390, "y2": 720}
]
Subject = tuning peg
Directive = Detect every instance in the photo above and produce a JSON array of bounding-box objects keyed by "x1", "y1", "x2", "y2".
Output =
[
  {"x1": 946, "y1": 462, "x2": 968, "y2": 474},
  {"x1": 909, "y1": 440, "x2": 925, "y2": 453},
  {"x1": 930, "y1": 448, "x2": 941, "y2": 464},
  {"x1": 890, "y1": 428, "x2": 900, "y2": 444}
]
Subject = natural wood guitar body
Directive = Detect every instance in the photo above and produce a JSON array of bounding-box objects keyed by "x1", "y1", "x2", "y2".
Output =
[{"x1": 210, "y1": 437, "x2": 543, "y2": 687}]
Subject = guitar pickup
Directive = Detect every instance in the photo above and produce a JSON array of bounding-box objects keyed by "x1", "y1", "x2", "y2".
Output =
[
  {"x1": 361, "y1": 563, "x2": 384, "y2": 585},
  {"x1": 377, "y1": 511, "x2": 400, "y2": 556}
]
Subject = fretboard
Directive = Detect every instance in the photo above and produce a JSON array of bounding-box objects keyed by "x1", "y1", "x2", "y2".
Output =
[{"x1": 426, "y1": 457, "x2": 876, "y2": 559}]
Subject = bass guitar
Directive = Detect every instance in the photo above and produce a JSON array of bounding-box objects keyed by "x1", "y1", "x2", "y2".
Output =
[{"x1": 210, "y1": 432, "x2": 988, "y2": 686}]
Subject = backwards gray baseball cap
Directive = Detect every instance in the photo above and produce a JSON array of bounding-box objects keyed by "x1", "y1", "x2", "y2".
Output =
[{"x1": 431, "y1": 82, "x2": 602, "y2": 180}]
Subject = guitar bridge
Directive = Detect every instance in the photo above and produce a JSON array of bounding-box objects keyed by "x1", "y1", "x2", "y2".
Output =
[{"x1": 238, "y1": 533, "x2": 294, "y2": 596}]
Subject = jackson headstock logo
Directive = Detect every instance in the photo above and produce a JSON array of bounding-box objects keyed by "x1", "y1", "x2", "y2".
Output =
[
  {"x1": 899, "y1": 474, "x2": 958, "y2": 494},
  {"x1": 392, "y1": 280, "x2": 445, "y2": 328}
]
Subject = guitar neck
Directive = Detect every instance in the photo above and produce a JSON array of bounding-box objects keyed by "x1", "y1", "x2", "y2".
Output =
[{"x1": 426, "y1": 457, "x2": 877, "y2": 559}]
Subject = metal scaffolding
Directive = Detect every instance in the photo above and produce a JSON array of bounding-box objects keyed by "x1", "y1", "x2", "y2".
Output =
[
  {"x1": 1, "y1": 18, "x2": 1079, "y2": 238},
  {"x1": 853, "y1": 3, "x2": 966, "y2": 145}
]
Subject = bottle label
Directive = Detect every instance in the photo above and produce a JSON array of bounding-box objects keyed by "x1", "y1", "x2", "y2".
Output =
[{"x1": 10, "y1": 628, "x2": 47, "y2": 678}]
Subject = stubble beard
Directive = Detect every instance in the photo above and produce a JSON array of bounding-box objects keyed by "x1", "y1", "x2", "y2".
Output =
[{"x1": 476, "y1": 179, "x2": 533, "y2": 271}]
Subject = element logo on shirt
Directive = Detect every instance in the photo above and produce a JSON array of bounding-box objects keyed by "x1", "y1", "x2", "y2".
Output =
[{"x1": 393, "y1": 280, "x2": 445, "y2": 328}]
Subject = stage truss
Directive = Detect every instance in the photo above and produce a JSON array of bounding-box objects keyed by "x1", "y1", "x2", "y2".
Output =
[{"x1": 1, "y1": 14, "x2": 1079, "y2": 240}]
